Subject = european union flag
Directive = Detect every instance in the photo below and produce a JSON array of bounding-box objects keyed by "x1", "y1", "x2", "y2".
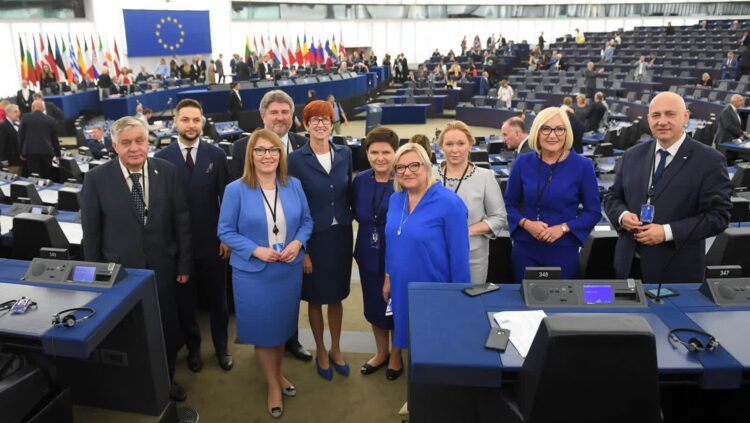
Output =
[{"x1": 123, "y1": 9, "x2": 211, "y2": 57}]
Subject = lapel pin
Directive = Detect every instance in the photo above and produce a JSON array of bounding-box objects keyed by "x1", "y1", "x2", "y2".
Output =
[{"x1": 154, "y1": 169, "x2": 159, "y2": 175}]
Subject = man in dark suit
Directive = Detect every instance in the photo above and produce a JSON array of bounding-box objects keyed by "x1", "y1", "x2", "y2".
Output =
[
  {"x1": 229, "y1": 90, "x2": 311, "y2": 362},
  {"x1": 604, "y1": 92, "x2": 732, "y2": 284},
  {"x1": 478, "y1": 71, "x2": 490, "y2": 96},
  {"x1": 16, "y1": 81, "x2": 34, "y2": 114},
  {"x1": 216, "y1": 53, "x2": 225, "y2": 83},
  {"x1": 258, "y1": 56, "x2": 272, "y2": 80},
  {"x1": 585, "y1": 92, "x2": 607, "y2": 132},
  {"x1": 235, "y1": 58, "x2": 250, "y2": 81},
  {"x1": 228, "y1": 82, "x2": 242, "y2": 121},
  {"x1": 32, "y1": 93, "x2": 64, "y2": 121},
  {"x1": 155, "y1": 99, "x2": 232, "y2": 373},
  {"x1": 583, "y1": 61, "x2": 605, "y2": 100},
  {"x1": 18, "y1": 100, "x2": 60, "y2": 179},
  {"x1": 81, "y1": 116, "x2": 192, "y2": 401},
  {"x1": 0, "y1": 104, "x2": 22, "y2": 175},
  {"x1": 501, "y1": 117, "x2": 531, "y2": 156},
  {"x1": 714, "y1": 94, "x2": 747, "y2": 144},
  {"x1": 538, "y1": 32, "x2": 545, "y2": 51},
  {"x1": 563, "y1": 105, "x2": 585, "y2": 153},
  {"x1": 721, "y1": 52, "x2": 739, "y2": 80},
  {"x1": 86, "y1": 125, "x2": 115, "y2": 159}
]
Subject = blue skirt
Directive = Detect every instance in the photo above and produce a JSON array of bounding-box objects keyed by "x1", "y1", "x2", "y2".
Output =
[
  {"x1": 360, "y1": 269, "x2": 394, "y2": 330},
  {"x1": 232, "y1": 262, "x2": 302, "y2": 347},
  {"x1": 302, "y1": 224, "x2": 353, "y2": 304}
]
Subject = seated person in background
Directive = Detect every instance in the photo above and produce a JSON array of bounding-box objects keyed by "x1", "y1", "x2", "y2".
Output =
[
  {"x1": 548, "y1": 50, "x2": 559, "y2": 67},
  {"x1": 154, "y1": 58, "x2": 170, "y2": 79},
  {"x1": 79, "y1": 74, "x2": 95, "y2": 90},
  {"x1": 648, "y1": 52, "x2": 659, "y2": 66},
  {"x1": 697, "y1": 72, "x2": 713, "y2": 88},
  {"x1": 136, "y1": 66, "x2": 152, "y2": 82},
  {"x1": 721, "y1": 52, "x2": 738, "y2": 80},
  {"x1": 86, "y1": 125, "x2": 115, "y2": 159}
]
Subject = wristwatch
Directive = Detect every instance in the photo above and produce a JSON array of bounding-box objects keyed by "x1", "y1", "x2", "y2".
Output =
[{"x1": 561, "y1": 223, "x2": 569, "y2": 234}]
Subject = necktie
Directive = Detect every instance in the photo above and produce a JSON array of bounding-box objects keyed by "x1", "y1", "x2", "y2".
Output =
[
  {"x1": 652, "y1": 150, "x2": 670, "y2": 189},
  {"x1": 185, "y1": 147, "x2": 195, "y2": 173},
  {"x1": 131, "y1": 173, "x2": 146, "y2": 223}
]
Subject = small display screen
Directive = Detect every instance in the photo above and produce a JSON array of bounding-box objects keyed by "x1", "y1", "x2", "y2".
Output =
[
  {"x1": 31, "y1": 206, "x2": 43, "y2": 214},
  {"x1": 72, "y1": 266, "x2": 97, "y2": 282},
  {"x1": 582, "y1": 285, "x2": 613, "y2": 304}
]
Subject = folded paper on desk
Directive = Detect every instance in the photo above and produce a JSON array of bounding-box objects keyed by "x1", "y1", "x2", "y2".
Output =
[{"x1": 493, "y1": 310, "x2": 547, "y2": 358}]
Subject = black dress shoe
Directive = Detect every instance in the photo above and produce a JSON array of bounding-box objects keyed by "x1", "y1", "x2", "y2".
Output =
[
  {"x1": 386, "y1": 367, "x2": 404, "y2": 381},
  {"x1": 187, "y1": 351, "x2": 203, "y2": 373},
  {"x1": 361, "y1": 355, "x2": 389, "y2": 375},
  {"x1": 170, "y1": 382, "x2": 187, "y2": 402},
  {"x1": 217, "y1": 351, "x2": 233, "y2": 371},
  {"x1": 285, "y1": 341, "x2": 312, "y2": 361}
]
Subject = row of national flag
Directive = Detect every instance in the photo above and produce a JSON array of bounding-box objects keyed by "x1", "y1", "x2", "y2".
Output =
[
  {"x1": 18, "y1": 33, "x2": 124, "y2": 85},
  {"x1": 244, "y1": 34, "x2": 346, "y2": 67}
]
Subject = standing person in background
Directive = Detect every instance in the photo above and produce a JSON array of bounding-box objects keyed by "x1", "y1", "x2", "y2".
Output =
[
  {"x1": 408, "y1": 134, "x2": 434, "y2": 163},
  {"x1": 583, "y1": 61, "x2": 605, "y2": 100},
  {"x1": 0, "y1": 104, "x2": 22, "y2": 175},
  {"x1": 16, "y1": 80, "x2": 34, "y2": 114},
  {"x1": 498, "y1": 80, "x2": 514, "y2": 109},
  {"x1": 216, "y1": 53, "x2": 225, "y2": 84},
  {"x1": 228, "y1": 82, "x2": 242, "y2": 122},
  {"x1": 208, "y1": 60, "x2": 216, "y2": 84},
  {"x1": 504, "y1": 107, "x2": 601, "y2": 283},
  {"x1": 155, "y1": 99, "x2": 233, "y2": 374},
  {"x1": 154, "y1": 58, "x2": 170, "y2": 79},
  {"x1": 434, "y1": 121, "x2": 507, "y2": 284},
  {"x1": 575, "y1": 28, "x2": 585, "y2": 44},
  {"x1": 352, "y1": 127, "x2": 399, "y2": 377},
  {"x1": 218, "y1": 129, "x2": 313, "y2": 419},
  {"x1": 18, "y1": 100, "x2": 60, "y2": 179},
  {"x1": 288, "y1": 101, "x2": 353, "y2": 381},
  {"x1": 501, "y1": 117, "x2": 531, "y2": 156},
  {"x1": 327, "y1": 94, "x2": 348, "y2": 135},
  {"x1": 538, "y1": 32, "x2": 546, "y2": 51}
]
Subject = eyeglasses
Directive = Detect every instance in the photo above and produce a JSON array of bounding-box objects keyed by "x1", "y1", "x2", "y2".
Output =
[
  {"x1": 253, "y1": 147, "x2": 282, "y2": 156},
  {"x1": 308, "y1": 117, "x2": 331, "y2": 126},
  {"x1": 540, "y1": 126, "x2": 566, "y2": 136},
  {"x1": 394, "y1": 162, "x2": 425, "y2": 174}
]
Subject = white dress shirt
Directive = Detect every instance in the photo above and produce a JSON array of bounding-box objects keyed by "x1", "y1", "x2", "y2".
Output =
[{"x1": 177, "y1": 139, "x2": 199, "y2": 166}]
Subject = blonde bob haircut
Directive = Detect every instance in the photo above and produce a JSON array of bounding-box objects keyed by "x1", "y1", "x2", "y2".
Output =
[
  {"x1": 527, "y1": 107, "x2": 574, "y2": 154},
  {"x1": 392, "y1": 143, "x2": 436, "y2": 193},
  {"x1": 437, "y1": 120, "x2": 476, "y2": 147},
  {"x1": 240, "y1": 129, "x2": 289, "y2": 189}
]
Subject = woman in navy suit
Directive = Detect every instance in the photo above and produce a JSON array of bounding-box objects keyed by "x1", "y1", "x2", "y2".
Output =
[
  {"x1": 504, "y1": 107, "x2": 601, "y2": 283},
  {"x1": 218, "y1": 129, "x2": 313, "y2": 419},
  {"x1": 288, "y1": 100, "x2": 353, "y2": 381},
  {"x1": 352, "y1": 127, "x2": 399, "y2": 377}
]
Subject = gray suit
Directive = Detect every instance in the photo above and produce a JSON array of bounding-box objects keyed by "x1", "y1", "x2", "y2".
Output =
[{"x1": 81, "y1": 157, "x2": 192, "y2": 377}]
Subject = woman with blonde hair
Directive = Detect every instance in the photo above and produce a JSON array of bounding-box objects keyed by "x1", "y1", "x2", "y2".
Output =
[
  {"x1": 434, "y1": 121, "x2": 507, "y2": 283},
  {"x1": 218, "y1": 129, "x2": 313, "y2": 418},
  {"x1": 504, "y1": 107, "x2": 600, "y2": 283},
  {"x1": 498, "y1": 80, "x2": 514, "y2": 109}
]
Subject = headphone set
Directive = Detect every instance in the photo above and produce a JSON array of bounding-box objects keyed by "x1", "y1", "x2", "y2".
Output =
[
  {"x1": 668, "y1": 328, "x2": 720, "y2": 353},
  {"x1": 51, "y1": 307, "x2": 96, "y2": 328}
]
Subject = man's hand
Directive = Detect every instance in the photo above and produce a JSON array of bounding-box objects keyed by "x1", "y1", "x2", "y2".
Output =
[
  {"x1": 176, "y1": 275, "x2": 190, "y2": 284},
  {"x1": 620, "y1": 212, "x2": 643, "y2": 232},
  {"x1": 634, "y1": 224, "x2": 666, "y2": 246}
]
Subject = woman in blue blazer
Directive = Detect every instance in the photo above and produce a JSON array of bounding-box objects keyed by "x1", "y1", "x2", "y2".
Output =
[
  {"x1": 504, "y1": 107, "x2": 601, "y2": 283},
  {"x1": 218, "y1": 129, "x2": 312, "y2": 419},
  {"x1": 288, "y1": 100, "x2": 353, "y2": 381}
]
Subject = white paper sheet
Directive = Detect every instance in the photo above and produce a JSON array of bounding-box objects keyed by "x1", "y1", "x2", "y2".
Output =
[
  {"x1": 0, "y1": 184, "x2": 9, "y2": 197},
  {"x1": 0, "y1": 215, "x2": 13, "y2": 233},
  {"x1": 38, "y1": 189, "x2": 59, "y2": 204},
  {"x1": 59, "y1": 222, "x2": 83, "y2": 244},
  {"x1": 493, "y1": 310, "x2": 548, "y2": 358}
]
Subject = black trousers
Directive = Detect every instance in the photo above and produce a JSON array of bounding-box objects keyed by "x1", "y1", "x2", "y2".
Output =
[
  {"x1": 25, "y1": 154, "x2": 53, "y2": 179},
  {"x1": 176, "y1": 255, "x2": 229, "y2": 354}
]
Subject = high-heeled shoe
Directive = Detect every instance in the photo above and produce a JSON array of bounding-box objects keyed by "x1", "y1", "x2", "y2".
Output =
[
  {"x1": 316, "y1": 357, "x2": 333, "y2": 381},
  {"x1": 268, "y1": 404, "x2": 283, "y2": 419},
  {"x1": 329, "y1": 352, "x2": 350, "y2": 376},
  {"x1": 361, "y1": 354, "x2": 390, "y2": 375}
]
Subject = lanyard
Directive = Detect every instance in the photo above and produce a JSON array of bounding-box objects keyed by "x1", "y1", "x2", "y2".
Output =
[
  {"x1": 535, "y1": 152, "x2": 563, "y2": 220},
  {"x1": 442, "y1": 162, "x2": 471, "y2": 194},
  {"x1": 371, "y1": 175, "x2": 391, "y2": 225},
  {"x1": 260, "y1": 183, "x2": 280, "y2": 237},
  {"x1": 126, "y1": 167, "x2": 148, "y2": 218}
]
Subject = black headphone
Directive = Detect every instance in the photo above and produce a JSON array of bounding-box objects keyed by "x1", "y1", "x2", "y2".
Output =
[
  {"x1": 52, "y1": 307, "x2": 96, "y2": 328},
  {"x1": 668, "y1": 328, "x2": 719, "y2": 352}
]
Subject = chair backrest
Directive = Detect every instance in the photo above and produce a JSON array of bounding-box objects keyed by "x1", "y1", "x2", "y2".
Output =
[
  {"x1": 487, "y1": 88, "x2": 498, "y2": 98},
  {"x1": 10, "y1": 181, "x2": 43, "y2": 205},
  {"x1": 705, "y1": 227, "x2": 750, "y2": 277},
  {"x1": 579, "y1": 229, "x2": 618, "y2": 278},
  {"x1": 59, "y1": 157, "x2": 83, "y2": 183},
  {"x1": 405, "y1": 96, "x2": 416, "y2": 104},
  {"x1": 517, "y1": 314, "x2": 661, "y2": 423},
  {"x1": 11, "y1": 213, "x2": 70, "y2": 260}
]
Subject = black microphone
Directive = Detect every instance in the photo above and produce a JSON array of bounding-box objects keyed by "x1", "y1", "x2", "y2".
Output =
[{"x1": 652, "y1": 194, "x2": 723, "y2": 304}]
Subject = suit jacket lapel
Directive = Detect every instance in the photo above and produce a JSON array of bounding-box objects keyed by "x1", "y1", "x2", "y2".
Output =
[
  {"x1": 652, "y1": 137, "x2": 693, "y2": 202},
  {"x1": 638, "y1": 142, "x2": 656, "y2": 206},
  {"x1": 300, "y1": 143, "x2": 330, "y2": 176},
  {"x1": 195, "y1": 142, "x2": 213, "y2": 179},
  {"x1": 167, "y1": 143, "x2": 191, "y2": 187},
  {"x1": 146, "y1": 158, "x2": 159, "y2": 226}
]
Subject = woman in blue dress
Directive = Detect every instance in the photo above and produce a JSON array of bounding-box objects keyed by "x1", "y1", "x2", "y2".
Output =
[
  {"x1": 288, "y1": 100, "x2": 353, "y2": 381},
  {"x1": 384, "y1": 143, "x2": 471, "y2": 378},
  {"x1": 504, "y1": 107, "x2": 601, "y2": 283},
  {"x1": 352, "y1": 127, "x2": 399, "y2": 377},
  {"x1": 218, "y1": 129, "x2": 313, "y2": 419}
]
